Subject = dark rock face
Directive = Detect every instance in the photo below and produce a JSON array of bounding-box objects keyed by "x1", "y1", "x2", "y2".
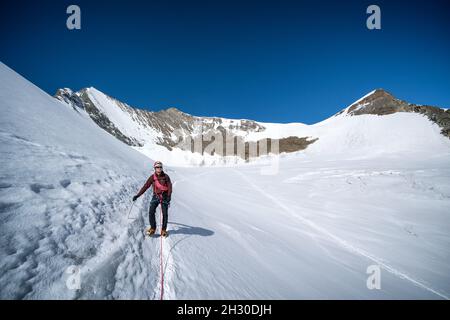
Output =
[
  {"x1": 55, "y1": 89, "x2": 85, "y2": 111},
  {"x1": 278, "y1": 136, "x2": 319, "y2": 153},
  {"x1": 338, "y1": 89, "x2": 450, "y2": 139}
]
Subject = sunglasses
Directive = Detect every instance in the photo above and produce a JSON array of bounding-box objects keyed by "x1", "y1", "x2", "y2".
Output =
[{"x1": 155, "y1": 166, "x2": 162, "y2": 169}]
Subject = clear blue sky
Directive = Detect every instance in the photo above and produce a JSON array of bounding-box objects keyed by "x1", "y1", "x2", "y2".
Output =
[{"x1": 1, "y1": 0, "x2": 449, "y2": 124}]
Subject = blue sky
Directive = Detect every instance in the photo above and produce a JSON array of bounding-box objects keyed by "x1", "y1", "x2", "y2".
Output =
[{"x1": 1, "y1": 0, "x2": 449, "y2": 124}]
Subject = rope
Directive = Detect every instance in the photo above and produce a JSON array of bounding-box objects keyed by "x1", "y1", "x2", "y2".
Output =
[
  {"x1": 127, "y1": 201, "x2": 135, "y2": 220},
  {"x1": 159, "y1": 197, "x2": 164, "y2": 300}
]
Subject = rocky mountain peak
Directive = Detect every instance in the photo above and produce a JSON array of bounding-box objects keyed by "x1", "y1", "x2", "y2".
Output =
[
  {"x1": 332, "y1": 88, "x2": 450, "y2": 139},
  {"x1": 345, "y1": 88, "x2": 401, "y2": 116}
]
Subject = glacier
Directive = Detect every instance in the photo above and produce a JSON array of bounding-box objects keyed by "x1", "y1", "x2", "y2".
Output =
[{"x1": 1, "y1": 61, "x2": 450, "y2": 299}]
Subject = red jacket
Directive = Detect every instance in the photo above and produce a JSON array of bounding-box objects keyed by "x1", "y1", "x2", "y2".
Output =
[{"x1": 137, "y1": 171, "x2": 172, "y2": 198}]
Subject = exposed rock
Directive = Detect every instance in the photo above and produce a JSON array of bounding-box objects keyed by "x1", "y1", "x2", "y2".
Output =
[
  {"x1": 54, "y1": 88, "x2": 279, "y2": 156},
  {"x1": 339, "y1": 89, "x2": 450, "y2": 139},
  {"x1": 56, "y1": 88, "x2": 141, "y2": 146}
]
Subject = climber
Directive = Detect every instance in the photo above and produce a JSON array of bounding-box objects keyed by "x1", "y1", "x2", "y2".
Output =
[{"x1": 133, "y1": 161, "x2": 172, "y2": 237}]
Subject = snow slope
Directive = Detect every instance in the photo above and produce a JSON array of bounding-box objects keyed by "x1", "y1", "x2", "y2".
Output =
[
  {"x1": 1, "y1": 61, "x2": 450, "y2": 299},
  {"x1": 246, "y1": 112, "x2": 450, "y2": 158},
  {"x1": 168, "y1": 154, "x2": 450, "y2": 299},
  {"x1": 0, "y1": 62, "x2": 163, "y2": 299}
]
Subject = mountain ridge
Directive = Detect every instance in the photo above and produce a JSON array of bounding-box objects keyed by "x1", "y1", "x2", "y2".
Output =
[{"x1": 54, "y1": 86, "x2": 450, "y2": 165}]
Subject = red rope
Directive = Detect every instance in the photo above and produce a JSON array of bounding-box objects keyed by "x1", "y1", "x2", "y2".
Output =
[{"x1": 159, "y1": 198, "x2": 164, "y2": 300}]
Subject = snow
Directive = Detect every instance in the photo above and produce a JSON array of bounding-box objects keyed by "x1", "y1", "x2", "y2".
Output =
[
  {"x1": 246, "y1": 112, "x2": 450, "y2": 158},
  {"x1": 348, "y1": 89, "x2": 377, "y2": 106},
  {"x1": 1, "y1": 61, "x2": 450, "y2": 299},
  {"x1": 97, "y1": 86, "x2": 448, "y2": 166},
  {"x1": 0, "y1": 62, "x2": 157, "y2": 299},
  {"x1": 133, "y1": 144, "x2": 249, "y2": 168},
  {"x1": 323, "y1": 90, "x2": 378, "y2": 118},
  {"x1": 86, "y1": 87, "x2": 162, "y2": 145},
  {"x1": 83, "y1": 88, "x2": 266, "y2": 166},
  {"x1": 164, "y1": 154, "x2": 450, "y2": 299},
  {"x1": 63, "y1": 85, "x2": 449, "y2": 168}
]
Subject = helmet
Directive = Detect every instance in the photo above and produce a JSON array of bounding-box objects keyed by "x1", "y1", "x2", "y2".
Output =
[{"x1": 153, "y1": 161, "x2": 163, "y2": 169}]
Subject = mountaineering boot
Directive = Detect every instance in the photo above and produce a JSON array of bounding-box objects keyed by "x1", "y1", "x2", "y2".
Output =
[
  {"x1": 161, "y1": 229, "x2": 168, "y2": 237},
  {"x1": 146, "y1": 227, "x2": 156, "y2": 236}
]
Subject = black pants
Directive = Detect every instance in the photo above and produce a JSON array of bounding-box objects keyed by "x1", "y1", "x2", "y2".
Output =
[{"x1": 149, "y1": 193, "x2": 169, "y2": 230}]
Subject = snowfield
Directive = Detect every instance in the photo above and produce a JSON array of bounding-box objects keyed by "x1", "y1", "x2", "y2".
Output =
[{"x1": 1, "y1": 62, "x2": 450, "y2": 299}]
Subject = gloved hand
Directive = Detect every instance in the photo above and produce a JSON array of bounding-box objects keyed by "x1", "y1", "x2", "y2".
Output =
[{"x1": 132, "y1": 195, "x2": 139, "y2": 202}]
